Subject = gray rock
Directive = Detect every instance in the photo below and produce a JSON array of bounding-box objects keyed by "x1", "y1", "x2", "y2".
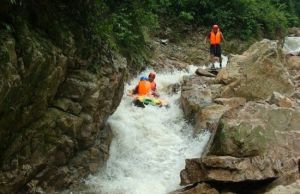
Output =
[
  {"x1": 0, "y1": 11, "x2": 126, "y2": 193},
  {"x1": 219, "y1": 39, "x2": 294, "y2": 100},
  {"x1": 195, "y1": 68, "x2": 216, "y2": 77},
  {"x1": 180, "y1": 101, "x2": 300, "y2": 186}
]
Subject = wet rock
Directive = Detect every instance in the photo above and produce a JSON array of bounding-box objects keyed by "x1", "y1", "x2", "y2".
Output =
[
  {"x1": 195, "y1": 68, "x2": 216, "y2": 77},
  {"x1": 210, "y1": 84, "x2": 224, "y2": 99},
  {"x1": 291, "y1": 91, "x2": 300, "y2": 99},
  {"x1": 0, "y1": 8, "x2": 126, "y2": 193},
  {"x1": 269, "y1": 92, "x2": 285, "y2": 103},
  {"x1": 181, "y1": 76, "x2": 215, "y2": 120},
  {"x1": 286, "y1": 55, "x2": 300, "y2": 70},
  {"x1": 288, "y1": 27, "x2": 300, "y2": 37},
  {"x1": 166, "y1": 83, "x2": 181, "y2": 95},
  {"x1": 269, "y1": 92, "x2": 294, "y2": 108},
  {"x1": 51, "y1": 98, "x2": 82, "y2": 115},
  {"x1": 181, "y1": 101, "x2": 300, "y2": 187},
  {"x1": 195, "y1": 104, "x2": 229, "y2": 132},
  {"x1": 170, "y1": 183, "x2": 219, "y2": 194},
  {"x1": 210, "y1": 102, "x2": 300, "y2": 157},
  {"x1": 181, "y1": 155, "x2": 298, "y2": 185},
  {"x1": 214, "y1": 97, "x2": 246, "y2": 109},
  {"x1": 220, "y1": 39, "x2": 294, "y2": 100}
]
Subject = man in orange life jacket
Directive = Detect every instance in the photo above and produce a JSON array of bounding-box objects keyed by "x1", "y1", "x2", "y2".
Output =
[
  {"x1": 204, "y1": 24, "x2": 225, "y2": 68},
  {"x1": 133, "y1": 76, "x2": 151, "y2": 96},
  {"x1": 148, "y1": 72, "x2": 159, "y2": 97},
  {"x1": 133, "y1": 73, "x2": 159, "y2": 97}
]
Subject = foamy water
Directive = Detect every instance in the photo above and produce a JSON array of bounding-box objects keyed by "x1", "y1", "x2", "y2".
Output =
[
  {"x1": 283, "y1": 37, "x2": 300, "y2": 55},
  {"x1": 69, "y1": 66, "x2": 211, "y2": 194}
]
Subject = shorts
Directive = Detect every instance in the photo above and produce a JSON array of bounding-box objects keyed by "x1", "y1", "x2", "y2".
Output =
[{"x1": 210, "y1": 44, "x2": 221, "y2": 58}]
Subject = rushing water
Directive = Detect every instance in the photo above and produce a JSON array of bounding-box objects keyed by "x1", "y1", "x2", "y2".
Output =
[
  {"x1": 283, "y1": 37, "x2": 300, "y2": 55},
  {"x1": 69, "y1": 56, "x2": 228, "y2": 194},
  {"x1": 66, "y1": 37, "x2": 300, "y2": 194}
]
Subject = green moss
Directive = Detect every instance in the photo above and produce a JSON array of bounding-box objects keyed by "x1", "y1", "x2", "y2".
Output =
[{"x1": 211, "y1": 121, "x2": 270, "y2": 157}]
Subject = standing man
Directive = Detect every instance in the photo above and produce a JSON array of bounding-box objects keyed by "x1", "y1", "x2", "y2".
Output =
[{"x1": 204, "y1": 24, "x2": 225, "y2": 69}]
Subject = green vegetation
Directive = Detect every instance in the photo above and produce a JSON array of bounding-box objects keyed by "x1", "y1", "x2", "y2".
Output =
[
  {"x1": 2, "y1": 0, "x2": 299, "y2": 67},
  {"x1": 82, "y1": 0, "x2": 300, "y2": 56},
  {"x1": 84, "y1": 1, "x2": 158, "y2": 64},
  {"x1": 153, "y1": 0, "x2": 300, "y2": 39}
]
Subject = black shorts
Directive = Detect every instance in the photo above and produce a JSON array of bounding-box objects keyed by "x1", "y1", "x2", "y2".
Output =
[{"x1": 210, "y1": 44, "x2": 221, "y2": 57}]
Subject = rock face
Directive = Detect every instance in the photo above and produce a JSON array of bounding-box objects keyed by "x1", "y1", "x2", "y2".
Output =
[
  {"x1": 265, "y1": 180, "x2": 300, "y2": 194},
  {"x1": 0, "y1": 2, "x2": 126, "y2": 193},
  {"x1": 210, "y1": 102, "x2": 300, "y2": 157},
  {"x1": 218, "y1": 39, "x2": 294, "y2": 100},
  {"x1": 181, "y1": 155, "x2": 298, "y2": 184},
  {"x1": 181, "y1": 75, "x2": 215, "y2": 121},
  {"x1": 286, "y1": 55, "x2": 300, "y2": 70},
  {"x1": 179, "y1": 39, "x2": 300, "y2": 194},
  {"x1": 170, "y1": 183, "x2": 219, "y2": 194},
  {"x1": 195, "y1": 68, "x2": 216, "y2": 77}
]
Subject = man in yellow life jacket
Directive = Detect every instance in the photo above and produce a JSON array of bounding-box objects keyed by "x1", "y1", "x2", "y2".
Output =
[{"x1": 204, "y1": 24, "x2": 225, "y2": 68}]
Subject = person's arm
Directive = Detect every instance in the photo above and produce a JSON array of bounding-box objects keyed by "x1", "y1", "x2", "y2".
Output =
[
  {"x1": 153, "y1": 82, "x2": 157, "y2": 91},
  {"x1": 152, "y1": 91, "x2": 160, "y2": 97},
  {"x1": 133, "y1": 85, "x2": 138, "y2": 94},
  {"x1": 221, "y1": 32, "x2": 225, "y2": 42}
]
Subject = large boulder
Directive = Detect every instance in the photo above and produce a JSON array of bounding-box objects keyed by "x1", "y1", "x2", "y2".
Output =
[
  {"x1": 219, "y1": 39, "x2": 294, "y2": 100},
  {"x1": 194, "y1": 104, "x2": 229, "y2": 132},
  {"x1": 181, "y1": 75, "x2": 215, "y2": 120},
  {"x1": 180, "y1": 101, "x2": 300, "y2": 185},
  {"x1": 210, "y1": 102, "x2": 300, "y2": 157},
  {"x1": 179, "y1": 39, "x2": 300, "y2": 194},
  {"x1": 180, "y1": 155, "x2": 298, "y2": 184}
]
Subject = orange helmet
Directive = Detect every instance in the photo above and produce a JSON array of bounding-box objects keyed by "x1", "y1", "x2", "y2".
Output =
[{"x1": 148, "y1": 72, "x2": 156, "y2": 78}]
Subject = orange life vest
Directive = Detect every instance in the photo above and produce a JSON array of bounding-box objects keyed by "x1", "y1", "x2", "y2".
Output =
[
  {"x1": 137, "y1": 80, "x2": 151, "y2": 95},
  {"x1": 150, "y1": 81, "x2": 156, "y2": 91},
  {"x1": 210, "y1": 30, "x2": 221, "y2": 45}
]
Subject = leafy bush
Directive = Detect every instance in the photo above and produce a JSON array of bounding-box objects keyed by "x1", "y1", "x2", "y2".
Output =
[
  {"x1": 85, "y1": 0, "x2": 158, "y2": 63},
  {"x1": 151, "y1": 0, "x2": 300, "y2": 39}
]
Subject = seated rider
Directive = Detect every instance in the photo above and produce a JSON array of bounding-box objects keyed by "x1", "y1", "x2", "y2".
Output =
[
  {"x1": 148, "y1": 72, "x2": 159, "y2": 97},
  {"x1": 133, "y1": 76, "x2": 151, "y2": 96}
]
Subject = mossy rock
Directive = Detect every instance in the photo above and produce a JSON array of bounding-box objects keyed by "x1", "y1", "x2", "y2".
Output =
[{"x1": 209, "y1": 102, "x2": 300, "y2": 157}]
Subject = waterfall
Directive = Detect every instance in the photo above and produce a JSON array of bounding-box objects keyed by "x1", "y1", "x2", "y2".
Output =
[{"x1": 80, "y1": 66, "x2": 209, "y2": 194}]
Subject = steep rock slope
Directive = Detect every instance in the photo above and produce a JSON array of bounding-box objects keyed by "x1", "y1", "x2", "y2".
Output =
[
  {"x1": 178, "y1": 39, "x2": 300, "y2": 194},
  {"x1": 0, "y1": 1, "x2": 126, "y2": 193}
]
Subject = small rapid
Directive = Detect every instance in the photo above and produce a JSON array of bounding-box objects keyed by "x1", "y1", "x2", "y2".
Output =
[
  {"x1": 283, "y1": 36, "x2": 300, "y2": 55},
  {"x1": 79, "y1": 66, "x2": 210, "y2": 194}
]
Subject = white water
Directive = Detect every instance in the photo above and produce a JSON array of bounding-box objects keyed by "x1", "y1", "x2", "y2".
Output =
[
  {"x1": 217, "y1": 55, "x2": 228, "y2": 68},
  {"x1": 283, "y1": 37, "x2": 300, "y2": 55},
  {"x1": 77, "y1": 66, "x2": 211, "y2": 194}
]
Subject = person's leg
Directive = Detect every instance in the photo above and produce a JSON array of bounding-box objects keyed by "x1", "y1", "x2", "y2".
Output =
[
  {"x1": 210, "y1": 45, "x2": 215, "y2": 68},
  {"x1": 216, "y1": 45, "x2": 222, "y2": 68}
]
